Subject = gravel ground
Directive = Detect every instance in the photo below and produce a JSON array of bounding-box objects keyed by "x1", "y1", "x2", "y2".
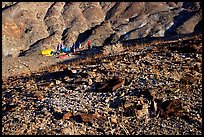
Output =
[{"x1": 2, "y1": 36, "x2": 202, "y2": 135}]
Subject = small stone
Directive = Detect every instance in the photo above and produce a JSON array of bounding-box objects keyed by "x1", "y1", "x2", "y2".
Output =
[
  {"x1": 105, "y1": 97, "x2": 110, "y2": 103},
  {"x1": 83, "y1": 85, "x2": 87, "y2": 89},
  {"x1": 19, "y1": 65, "x2": 23, "y2": 69},
  {"x1": 142, "y1": 104, "x2": 149, "y2": 110},
  {"x1": 110, "y1": 117, "x2": 117, "y2": 124},
  {"x1": 71, "y1": 69, "x2": 77, "y2": 74},
  {"x1": 45, "y1": 110, "x2": 51, "y2": 116},
  {"x1": 124, "y1": 100, "x2": 134, "y2": 109},
  {"x1": 55, "y1": 80, "x2": 61, "y2": 85},
  {"x1": 139, "y1": 97, "x2": 144, "y2": 104},
  {"x1": 88, "y1": 79, "x2": 93, "y2": 85},
  {"x1": 196, "y1": 114, "x2": 200, "y2": 119},
  {"x1": 38, "y1": 96, "x2": 44, "y2": 101},
  {"x1": 80, "y1": 113, "x2": 98, "y2": 123},
  {"x1": 54, "y1": 107, "x2": 62, "y2": 113},
  {"x1": 44, "y1": 86, "x2": 49, "y2": 91},
  {"x1": 145, "y1": 117, "x2": 150, "y2": 124},
  {"x1": 63, "y1": 112, "x2": 73, "y2": 120},
  {"x1": 34, "y1": 91, "x2": 42, "y2": 97},
  {"x1": 120, "y1": 92, "x2": 125, "y2": 97},
  {"x1": 64, "y1": 76, "x2": 70, "y2": 81},
  {"x1": 112, "y1": 78, "x2": 125, "y2": 91},
  {"x1": 49, "y1": 82, "x2": 55, "y2": 86},
  {"x1": 137, "y1": 110, "x2": 143, "y2": 119},
  {"x1": 61, "y1": 128, "x2": 72, "y2": 134},
  {"x1": 2, "y1": 101, "x2": 6, "y2": 105},
  {"x1": 153, "y1": 100, "x2": 157, "y2": 112}
]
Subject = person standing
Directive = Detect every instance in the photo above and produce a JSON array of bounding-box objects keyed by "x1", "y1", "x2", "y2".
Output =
[
  {"x1": 79, "y1": 42, "x2": 82, "y2": 49},
  {"x1": 78, "y1": 41, "x2": 82, "y2": 51},
  {"x1": 66, "y1": 43, "x2": 70, "y2": 52},
  {"x1": 57, "y1": 43, "x2": 62, "y2": 52},
  {"x1": 88, "y1": 39, "x2": 92, "y2": 50},
  {"x1": 72, "y1": 42, "x2": 76, "y2": 53}
]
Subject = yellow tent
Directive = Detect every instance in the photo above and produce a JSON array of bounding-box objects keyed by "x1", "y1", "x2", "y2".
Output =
[{"x1": 41, "y1": 49, "x2": 54, "y2": 56}]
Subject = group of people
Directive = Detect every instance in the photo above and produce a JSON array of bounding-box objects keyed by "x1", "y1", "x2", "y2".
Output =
[
  {"x1": 41, "y1": 39, "x2": 92, "y2": 57},
  {"x1": 57, "y1": 39, "x2": 92, "y2": 54}
]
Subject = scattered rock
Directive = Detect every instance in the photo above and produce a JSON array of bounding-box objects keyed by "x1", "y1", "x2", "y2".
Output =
[
  {"x1": 74, "y1": 113, "x2": 99, "y2": 124},
  {"x1": 139, "y1": 97, "x2": 144, "y2": 105},
  {"x1": 95, "y1": 77, "x2": 125, "y2": 92},
  {"x1": 123, "y1": 100, "x2": 134, "y2": 109},
  {"x1": 109, "y1": 97, "x2": 122, "y2": 108},
  {"x1": 96, "y1": 127, "x2": 105, "y2": 134},
  {"x1": 105, "y1": 97, "x2": 110, "y2": 103},
  {"x1": 180, "y1": 74, "x2": 196, "y2": 84},
  {"x1": 55, "y1": 80, "x2": 61, "y2": 85},
  {"x1": 88, "y1": 79, "x2": 93, "y2": 85},
  {"x1": 190, "y1": 45, "x2": 202, "y2": 53},
  {"x1": 49, "y1": 82, "x2": 55, "y2": 86},
  {"x1": 71, "y1": 70, "x2": 77, "y2": 74},
  {"x1": 38, "y1": 95, "x2": 44, "y2": 101},
  {"x1": 61, "y1": 128, "x2": 72, "y2": 135},
  {"x1": 136, "y1": 110, "x2": 143, "y2": 119},
  {"x1": 61, "y1": 127, "x2": 81, "y2": 135},
  {"x1": 63, "y1": 112, "x2": 73, "y2": 120},
  {"x1": 152, "y1": 100, "x2": 157, "y2": 113},
  {"x1": 54, "y1": 107, "x2": 62, "y2": 113},
  {"x1": 160, "y1": 99, "x2": 183, "y2": 118},
  {"x1": 142, "y1": 104, "x2": 150, "y2": 122},
  {"x1": 34, "y1": 91, "x2": 42, "y2": 97},
  {"x1": 53, "y1": 111, "x2": 64, "y2": 120},
  {"x1": 112, "y1": 78, "x2": 125, "y2": 91},
  {"x1": 123, "y1": 106, "x2": 136, "y2": 117},
  {"x1": 110, "y1": 117, "x2": 117, "y2": 124}
]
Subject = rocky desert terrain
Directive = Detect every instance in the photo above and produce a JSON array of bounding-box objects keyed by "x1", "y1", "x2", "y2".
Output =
[{"x1": 2, "y1": 2, "x2": 202, "y2": 135}]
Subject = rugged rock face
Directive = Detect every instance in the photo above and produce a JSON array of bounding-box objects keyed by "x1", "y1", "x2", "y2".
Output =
[{"x1": 2, "y1": 2, "x2": 202, "y2": 57}]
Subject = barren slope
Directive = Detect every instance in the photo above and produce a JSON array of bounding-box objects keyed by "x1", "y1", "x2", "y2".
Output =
[
  {"x1": 2, "y1": 2, "x2": 202, "y2": 78},
  {"x1": 2, "y1": 34, "x2": 202, "y2": 135},
  {"x1": 2, "y1": 2, "x2": 202, "y2": 58}
]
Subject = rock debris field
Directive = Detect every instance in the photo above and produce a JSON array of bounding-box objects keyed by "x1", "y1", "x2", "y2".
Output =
[{"x1": 2, "y1": 35, "x2": 202, "y2": 135}]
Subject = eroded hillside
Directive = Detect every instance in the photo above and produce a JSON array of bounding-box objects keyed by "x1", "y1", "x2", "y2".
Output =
[{"x1": 2, "y1": 2, "x2": 202, "y2": 58}]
